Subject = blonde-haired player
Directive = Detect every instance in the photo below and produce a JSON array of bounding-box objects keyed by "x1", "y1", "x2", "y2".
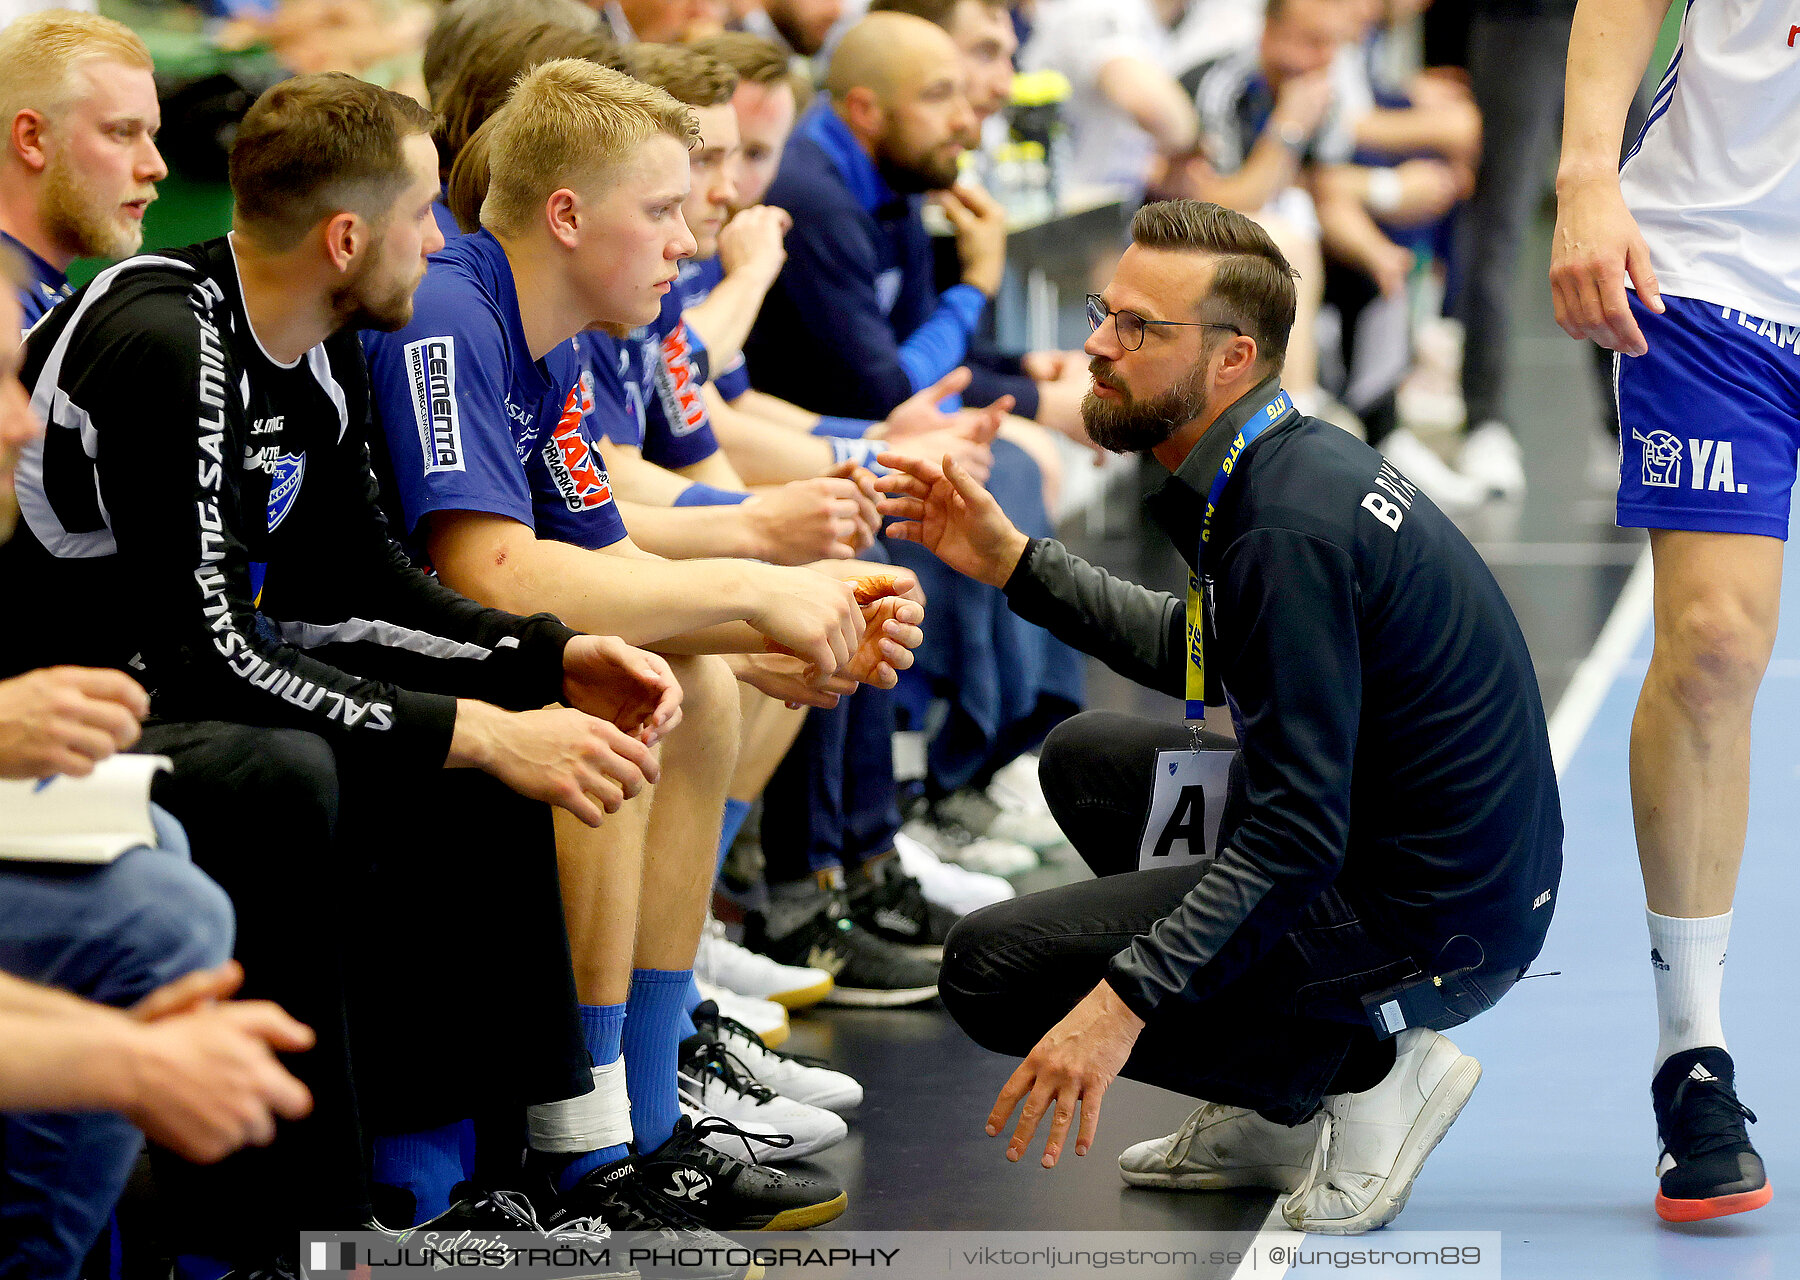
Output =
[{"x1": 0, "y1": 10, "x2": 163, "y2": 324}]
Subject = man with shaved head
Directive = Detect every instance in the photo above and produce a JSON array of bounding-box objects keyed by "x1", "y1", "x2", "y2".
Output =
[{"x1": 744, "y1": 10, "x2": 1088, "y2": 872}]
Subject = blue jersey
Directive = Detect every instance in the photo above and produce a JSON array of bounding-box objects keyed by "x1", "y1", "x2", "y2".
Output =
[
  {"x1": 675, "y1": 257, "x2": 752, "y2": 401},
  {"x1": 362, "y1": 229, "x2": 628, "y2": 551},
  {"x1": 4, "y1": 231, "x2": 71, "y2": 329},
  {"x1": 585, "y1": 286, "x2": 722, "y2": 471}
]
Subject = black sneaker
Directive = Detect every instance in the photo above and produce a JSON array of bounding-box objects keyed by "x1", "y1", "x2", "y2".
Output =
[
  {"x1": 635, "y1": 1115, "x2": 847, "y2": 1231},
  {"x1": 748, "y1": 900, "x2": 938, "y2": 1007},
  {"x1": 390, "y1": 1184, "x2": 625, "y2": 1256},
  {"x1": 542, "y1": 1155, "x2": 754, "y2": 1280},
  {"x1": 848, "y1": 853, "x2": 959, "y2": 958},
  {"x1": 1651, "y1": 1047, "x2": 1772, "y2": 1222}
]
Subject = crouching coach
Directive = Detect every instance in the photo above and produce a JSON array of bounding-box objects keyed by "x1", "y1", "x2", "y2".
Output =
[{"x1": 876, "y1": 199, "x2": 1562, "y2": 1236}]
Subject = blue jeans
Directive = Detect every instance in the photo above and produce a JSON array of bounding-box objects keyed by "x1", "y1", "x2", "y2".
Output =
[{"x1": 0, "y1": 806, "x2": 235, "y2": 1280}]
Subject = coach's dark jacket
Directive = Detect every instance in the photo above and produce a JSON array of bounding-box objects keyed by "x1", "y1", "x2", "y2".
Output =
[{"x1": 1003, "y1": 375, "x2": 1563, "y2": 1020}]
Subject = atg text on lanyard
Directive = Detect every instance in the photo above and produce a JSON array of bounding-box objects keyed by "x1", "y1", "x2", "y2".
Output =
[{"x1": 1185, "y1": 386, "x2": 1298, "y2": 724}]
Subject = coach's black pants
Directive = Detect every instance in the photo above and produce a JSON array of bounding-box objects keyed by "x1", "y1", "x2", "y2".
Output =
[
  {"x1": 140, "y1": 721, "x2": 589, "y2": 1258},
  {"x1": 940, "y1": 712, "x2": 1520, "y2": 1125}
]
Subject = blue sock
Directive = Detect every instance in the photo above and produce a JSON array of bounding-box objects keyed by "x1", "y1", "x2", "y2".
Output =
[
  {"x1": 623, "y1": 968, "x2": 692, "y2": 1152},
  {"x1": 372, "y1": 1120, "x2": 469, "y2": 1226},
  {"x1": 552, "y1": 1002, "x2": 629, "y2": 1192},
  {"x1": 686, "y1": 799, "x2": 755, "y2": 1029},
  {"x1": 718, "y1": 798, "x2": 752, "y2": 869}
]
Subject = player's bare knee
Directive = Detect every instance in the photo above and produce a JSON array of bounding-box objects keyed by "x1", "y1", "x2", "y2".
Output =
[
  {"x1": 1659, "y1": 598, "x2": 1775, "y2": 720},
  {"x1": 663, "y1": 653, "x2": 741, "y2": 758}
]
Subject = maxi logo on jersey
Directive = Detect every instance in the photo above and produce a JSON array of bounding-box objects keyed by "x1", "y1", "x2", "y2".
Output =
[
  {"x1": 653, "y1": 321, "x2": 708, "y2": 437},
  {"x1": 542, "y1": 379, "x2": 614, "y2": 513}
]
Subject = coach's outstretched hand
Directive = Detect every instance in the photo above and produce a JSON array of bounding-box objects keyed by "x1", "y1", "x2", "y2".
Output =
[
  {"x1": 448, "y1": 700, "x2": 659, "y2": 828},
  {"x1": 562, "y1": 634, "x2": 683, "y2": 746},
  {"x1": 876, "y1": 452, "x2": 1031, "y2": 589},
  {"x1": 986, "y1": 981, "x2": 1145, "y2": 1170}
]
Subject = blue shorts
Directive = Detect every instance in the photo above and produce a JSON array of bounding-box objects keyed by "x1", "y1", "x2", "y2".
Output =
[{"x1": 1616, "y1": 292, "x2": 1800, "y2": 540}]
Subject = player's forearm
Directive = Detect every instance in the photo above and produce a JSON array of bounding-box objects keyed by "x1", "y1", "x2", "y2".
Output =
[
  {"x1": 0, "y1": 970, "x2": 113, "y2": 1019},
  {"x1": 1097, "y1": 57, "x2": 1198, "y2": 153},
  {"x1": 1558, "y1": 0, "x2": 1677, "y2": 182},
  {"x1": 677, "y1": 450, "x2": 749, "y2": 491},
  {"x1": 613, "y1": 500, "x2": 761, "y2": 561},
  {"x1": 0, "y1": 1005, "x2": 137, "y2": 1113},
  {"x1": 435, "y1": 531, "x2": 761, "y2": 648},
  {"x1": 1315, "y1": 185, "x2": 1397, "y2": 272},
  {"x1": 708, "y1": 389, "x2": 834, "y2": 485},
  {"x1": 683, "y1": 269, "x2": 780, "y2": 371},
  {"x1": 1199, "y1": 133, "x2": 1301, "y2": 213},
  {"x1": 729, "y1": 388, "x2": 823, "y2": 432},
  {"x1": 603, "y1": 445, "x2": 697, "y2": 506}
]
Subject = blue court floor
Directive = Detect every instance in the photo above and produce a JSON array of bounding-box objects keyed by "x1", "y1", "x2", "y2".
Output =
[{"x1": 1288, "y1": 553, "x2": 1800, "y2": 1279}]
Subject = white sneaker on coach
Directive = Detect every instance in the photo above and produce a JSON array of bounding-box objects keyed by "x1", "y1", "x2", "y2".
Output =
[
  {"x1": 1380, "y1": 427, "x2": 1489, "y2": 516},
  {"x1": 692, "y1": 999, "x2": 864, "y2": 1114},
  {"x1": 696, "y1": 916, "x2": 833, "y2": 1009},
  {"x1": 695, "y1": 979, "x2": 788, "y2": 1049},
  {"x1": 892, "y1": 831, "x2": 1014, "y2": 914},
  {"x1": 1119, "y1": 1102, "x2": 1322, "y2": 1192},
  {"x1": 1282, "y1": 1028, "x2": 1482, "y2": 1235},
  {"x1": 1459, "y1": 420, "x2": 1527, "y2": 501},
  {"x1": 678, "y1": 1036, "x2": 848, "y2": 1163}
]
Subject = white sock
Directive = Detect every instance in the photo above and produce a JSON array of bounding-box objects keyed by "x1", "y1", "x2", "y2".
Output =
[{"x1": 1647, "y1": 908, "x2": 1730, "y2": 1071}]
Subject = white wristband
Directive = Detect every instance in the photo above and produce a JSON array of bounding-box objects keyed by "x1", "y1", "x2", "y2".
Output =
[{"x1": 1365, "y1": 167, "x2": 1403, "y2": 216}]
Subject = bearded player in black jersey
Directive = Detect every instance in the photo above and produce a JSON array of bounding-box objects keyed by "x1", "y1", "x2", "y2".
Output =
[{"x1": 0, "y1": 74, "x2": 785, "y2": 1269}]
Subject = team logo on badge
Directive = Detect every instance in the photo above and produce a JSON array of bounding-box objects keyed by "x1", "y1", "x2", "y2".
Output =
[
  {"x1": 1634, "y1": 428, "x2": 1682, "y2": 488},
  {"x1": 266, "y1": 452, "x2": 306, "y2": 531}
]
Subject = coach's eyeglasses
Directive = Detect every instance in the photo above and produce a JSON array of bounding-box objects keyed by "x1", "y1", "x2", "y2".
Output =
[{"x1": 1085, "y1": 294, "x2": 1243, "y2": 352}]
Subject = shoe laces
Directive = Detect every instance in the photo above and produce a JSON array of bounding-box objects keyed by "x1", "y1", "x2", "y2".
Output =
[
  {"x1": 1663, "y1": 1074, "x2": 1759, "y2": 1161},
  {"x1": 462, "y1": 1188, "x2": 545, "y2": 1231},
  {"x1": 698, "y1": 1007, "x2": 832, "y2": 1071},
  {"x1": 685, "y1": 1035, "x2": 779, "y2": 1104},
  {"x1": 1163, "y1": 1103, "x2": 1229, "y2": 1169},
  {"x1": 666, "y1": 1111, "x2": 795, "y2": 1169}
]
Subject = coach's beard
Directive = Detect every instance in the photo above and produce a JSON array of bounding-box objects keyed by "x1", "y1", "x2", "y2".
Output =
[{"x1": 1081, "y1": 360, "x2": 1207, "y2": 455}]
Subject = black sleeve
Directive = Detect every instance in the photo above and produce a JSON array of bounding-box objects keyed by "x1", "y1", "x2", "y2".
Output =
[
  {"x1": 303, "y1": 345, "x2": 576, "y2": 712},
  {"x1": 1104, "y1": 527, "x2": 1361, "y2": 1019},
  {"x1": 1003, "y1": 537, "x2": 1187, "y2": 696},
  {"x1": 76, "y1": 288, "x2": 511, "y2": 767}
]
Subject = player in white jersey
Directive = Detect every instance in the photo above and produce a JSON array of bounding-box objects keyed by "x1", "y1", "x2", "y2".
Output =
[{"x1": 1550, "y1": 0, "x2": 1794, "y2": 1224}]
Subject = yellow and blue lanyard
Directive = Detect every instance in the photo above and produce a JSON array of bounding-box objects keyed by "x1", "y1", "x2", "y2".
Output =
[{"x1": 1185, "y1": 387, "x2": 1298, "y2": 726}]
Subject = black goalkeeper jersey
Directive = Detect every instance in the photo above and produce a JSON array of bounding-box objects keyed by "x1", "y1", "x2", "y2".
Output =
[{"x1": 0, "y1": 237, "x2": 576, "y2": 768}]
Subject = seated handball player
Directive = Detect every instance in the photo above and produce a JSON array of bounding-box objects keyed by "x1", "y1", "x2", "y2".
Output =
[
  {"x1": 567, "y1": 43, "x2": 967, "y2": 999},
  {"x1": 361, "y1": 59, "x2": 925, "y2": 1234},
  {"x1": 730, "y1": 18, "x2": 1085, "y2": 864},
  {"x1": 879, "y1": 200, "x2": 1563, "y2": 1235},
  {"x1": 0, "y1": 72, "x2": 713, "y2": 1264}
]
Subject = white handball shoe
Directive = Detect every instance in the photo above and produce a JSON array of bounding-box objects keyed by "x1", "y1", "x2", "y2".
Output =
[
  {"x1": 1119, "y1": 1102, "x2": 1322, "y2": 1192},
  {"x1": 678, "y1": 1034, "x2": 848, "y2": 1163},
  {"x1": 1282, "y1": 1028, "x2": 1481, "y2": 1235},
  {"x1": 692, "y1": 999, "x2": 863, "y2": 1114},
  {"x1": 892, "y1": 831, "x2": 1015, "y2": 914},
  {"x1": 696, "y1": 916, "x2": 834, "y2": 1009},
  {"x1": 1459, "y1": 420, "x2": 1527, "y2": 501},
  {"x1": 1380, "y1": 427, "x2": 1489, "y2": 517},
  {"x1": 695, "y1": 978, "x2": 789, "y2": 1049}
]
